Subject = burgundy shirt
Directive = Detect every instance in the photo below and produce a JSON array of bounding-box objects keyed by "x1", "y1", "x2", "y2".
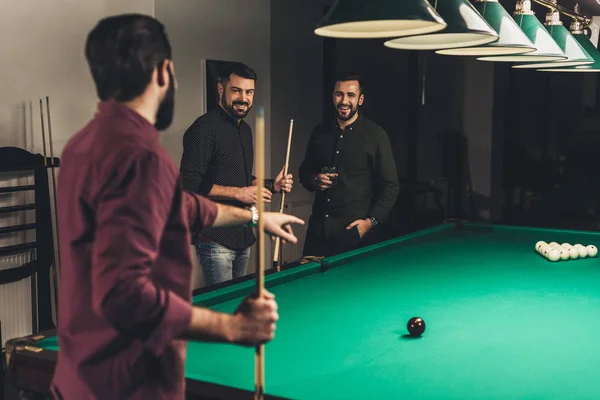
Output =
[{"x1": 51, "y1": 100, "x2": 218, "y2": 399}]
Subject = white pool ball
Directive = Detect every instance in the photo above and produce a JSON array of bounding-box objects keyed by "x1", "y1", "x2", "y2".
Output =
[
  {"x1": 536, "y1": 241, "x2": 547, "y2": 252},
  {"x1": 548, "y1": 249, "x2": 561, "y2": 262},
  {"x1": 574, "y1": 244, "x2": 584, "y2": 248},
  {"x1": 586, "y1": 245, "x2": 598, "y2": 257},
  {"x1": 569, "y1": 247, "x2": 580, "y2": 260},
  {"x1": 549, "y1": 242, "x2": 559, "y2": 247},
  {"x1": 561, "y1": 242, "x2": 571, "y2": 248},
  {"x1": 560, "y1": 248, "x2": 570, "y2": 261},
  {"x1": 541, "y1": 245, "x2": 551, "y2": 256}
]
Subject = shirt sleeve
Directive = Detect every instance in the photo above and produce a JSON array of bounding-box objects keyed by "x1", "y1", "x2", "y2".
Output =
[
  {"x1": 91, "y1": 149, "x2": 192, "y2": 356},
  {"x1": 180, "y1": 119, "x2": 215, "y2": 196},
  {"x1": 368, "y1": 130, "x2": 400, "y2": 223},
  {"x1": 299, "y1": 127, "x2": 319, "y2": 192},
  {"x1": 183, "y1": 191, "x2": 218, "y2": 232}
]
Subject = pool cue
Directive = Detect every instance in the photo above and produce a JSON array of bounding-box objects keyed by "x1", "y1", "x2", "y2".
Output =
[
  {"x1": 45, "y1": 96, "x2": 61, "y2": 323},
  {"x1": 29, "y1": 102, "x2": 33, "y2": 151},
  {"x1": 39, "y1": 100, "x2": 48, "y2": 166},
  {"x1": 254, "y1": 106, "x2": 266, "y2": 400},
  {"x1": 45, "y1": 96, "x2": 61, "y2": 273},
  {"x1": 272, "y1": 119, "x2": 294, "y2": 272},
  {"x1": 36, "y1": 99, "x2": 49, "y2": 332}
]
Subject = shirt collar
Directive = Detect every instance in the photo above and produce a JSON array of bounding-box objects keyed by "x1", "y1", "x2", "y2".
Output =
[
  {"x1": 97, "y1": 100, "x2": 158, "y2": 138},
  {"x1": 335, "y1": 112, "x2": 364, "y2": 132},
  {"x1": 215, "y1": 104, "x2": 246, "y2": 128}
]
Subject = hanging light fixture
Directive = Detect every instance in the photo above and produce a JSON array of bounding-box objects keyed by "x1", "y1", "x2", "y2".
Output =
[
  {"x1": 513, "y1": 4, "x2": 593, "y2": 69},
  {"x1": 477, "y1": 0, "x2": 566, "y2": 62},
  {"x1": 436, "y1": 0, "x2": 536, "y2": 56},
  {"x1": 537, "y1": 20, "x2": 600, "y2": 72},
  {"x1": 382, "y1": 0, "x2": 498, "y2": 50},
  {"x1": 314, "y1": 0, "x2": 447, "y2": 39},
  {"x1": 536, "y1": 3, "x2": 600, "y2": 72}
]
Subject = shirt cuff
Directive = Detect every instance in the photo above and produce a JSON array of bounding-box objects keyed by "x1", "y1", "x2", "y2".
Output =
[{"x1": 143, "y1": 290, "x2": 193, "y2": 356}]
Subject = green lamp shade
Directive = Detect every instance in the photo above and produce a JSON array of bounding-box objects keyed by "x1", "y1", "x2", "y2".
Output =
[
  {"x1": 314, "y1": 0, "x2": 447, "y2": 38},
  {"x1": 384, "y1": 0, "x2": 498, "y2": 50},
  {"x1": 477, "y1": 14, "x2": 566, "y2": 62},
  {"x1": 436, "y1": 0, "x2": 536, "y2": 56},
  {"x1": 383, "y1": 0, "x2": 498, "y2": 50},
  {"x1": 537, "y1": 34, "x2": 600, "y2": 72},
  {"x1": 513, "y1": 24, "x2": 593, "y2": 69}
]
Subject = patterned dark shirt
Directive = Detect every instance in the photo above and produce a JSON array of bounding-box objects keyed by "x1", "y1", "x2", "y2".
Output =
[{"x1": 179, "y1": 106, "x2": 255, "y2": 250}]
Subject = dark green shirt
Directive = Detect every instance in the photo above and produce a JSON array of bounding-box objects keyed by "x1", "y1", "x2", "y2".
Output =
[{"x1": 299, "y1": 113, "x2": 400, "y2": 238}]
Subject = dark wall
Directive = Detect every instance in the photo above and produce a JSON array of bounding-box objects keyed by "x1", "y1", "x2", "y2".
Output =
[{"x1": 329, "y1": 34, "x2": 594, "y2": 223}]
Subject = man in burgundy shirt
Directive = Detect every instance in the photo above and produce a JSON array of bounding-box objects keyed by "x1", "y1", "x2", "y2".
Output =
[{"x1": 50, "y1": 14, "x2": 303, "y2": 400}]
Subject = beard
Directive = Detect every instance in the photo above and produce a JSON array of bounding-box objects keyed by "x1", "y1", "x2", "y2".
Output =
[
  {"x1": 222, "y1": 95, "x2": 251, "y2": 119},
  {"x1": 335, "y1": 103, "x2": 358, "y2": 121},
  {"x1": 155, "y1": 68, "x2": 175, "y2": 131}
]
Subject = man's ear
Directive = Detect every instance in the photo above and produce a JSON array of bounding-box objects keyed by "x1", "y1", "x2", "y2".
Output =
[
  {"x1": 358, "y1": 93, "x2": 365, "y2": 106},
  {"x1": 157, "y1": 60, "x2": 169, "y2": 87},
  {"x1": 217, "y1": 82, "x2": 224, "y2": 99}
]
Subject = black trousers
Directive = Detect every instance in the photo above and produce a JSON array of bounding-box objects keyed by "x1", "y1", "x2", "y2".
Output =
[{"x1": 302, "y1": 217, "x2": 381, "y2": 258}]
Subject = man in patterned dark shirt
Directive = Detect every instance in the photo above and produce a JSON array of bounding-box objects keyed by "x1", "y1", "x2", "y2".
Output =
[{"x1": 180, "y1": 62, "x2": 293, "y2": 285}]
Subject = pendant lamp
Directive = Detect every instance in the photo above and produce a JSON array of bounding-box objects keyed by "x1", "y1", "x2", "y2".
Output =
[{"x1": 314, "y1": 0, "x2": 447, "y2": 39}]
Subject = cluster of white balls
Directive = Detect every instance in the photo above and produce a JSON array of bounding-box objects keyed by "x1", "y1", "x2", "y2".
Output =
[{"x1": 536, "y1": 241, "x2": 598, "y2": 262}]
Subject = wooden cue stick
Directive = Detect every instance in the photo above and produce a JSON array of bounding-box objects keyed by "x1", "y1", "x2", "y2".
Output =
[
  {"x1": 45, "y1": 97, "x2": 61, "y2": 323},
  {"x1": 254, "y1": 106, "x2": 266, "y2": 400},
  {"x1": 39, "y1": 100, "x2": 48, "y2": 165},
  {"x1": 45, "y1": 97, "x2": 61, "y2": 271},
  {"x1": 36, "y1": 99, "x2": 48, "y2": 333},
  {"x1": 272, "y1": 119, "x2": 294, "y2": 272},
  {"x1": 29, "y1": 102, "x2": 33, "y2": 152}
]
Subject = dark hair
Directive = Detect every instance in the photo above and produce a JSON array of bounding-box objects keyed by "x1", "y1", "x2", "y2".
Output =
[
  {"x1": 333, "y1": 72, "x2": 364, "y2": 94},
  {"x1": 85, "y1": 14, "x2": 172, "y2": 101},
  {"x1": 218, "y1": 62, "x2": 258, "y2": 86}
]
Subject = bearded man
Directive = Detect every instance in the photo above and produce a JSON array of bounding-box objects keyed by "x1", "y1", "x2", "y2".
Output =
[
  {"x1": 299, "y1": 72, "x2": 399, "y2": 257},
  {"x1": 180, "y1": 62, "x2": 293, "y2": 285}
]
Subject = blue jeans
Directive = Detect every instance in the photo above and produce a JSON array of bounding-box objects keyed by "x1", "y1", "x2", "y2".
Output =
[{"x1": 194, "y1": 240, "x2": 250, "y2": 285}]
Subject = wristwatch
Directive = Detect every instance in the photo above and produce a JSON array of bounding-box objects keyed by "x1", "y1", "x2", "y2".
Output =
[
  {"x1": 369, "y1": 217, "x2": 379, "y2": 228},
  {"x1": 248, "y1": 205, "x2": 259, "y2": 227}
]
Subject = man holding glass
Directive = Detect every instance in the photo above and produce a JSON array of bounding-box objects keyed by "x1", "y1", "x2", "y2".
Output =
[{"x1": 299, "y1": 72, "x2": 399, "y2": 257}]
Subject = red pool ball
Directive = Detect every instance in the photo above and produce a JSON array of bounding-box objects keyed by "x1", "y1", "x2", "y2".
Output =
[{"x1": 407, "y1": 317, "x2": 426, "y2": 337}]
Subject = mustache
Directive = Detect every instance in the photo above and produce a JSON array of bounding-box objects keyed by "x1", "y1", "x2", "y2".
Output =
[{"x1": 337, "y1": 104, "x2": 352, "y2": 109}]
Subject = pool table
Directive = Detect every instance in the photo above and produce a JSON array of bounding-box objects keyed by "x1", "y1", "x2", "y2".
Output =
[{"x1": 7, "y1": 221, "x2": 600, "y2": 399}]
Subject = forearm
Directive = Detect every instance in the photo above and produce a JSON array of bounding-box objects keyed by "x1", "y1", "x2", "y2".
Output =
[
  {"x1": 184, "y1": 191, "x2": 219, "y2": 232},
  {"x1": 179, "y1": 306, "x2": 235, "y2": 343},
  {"x1": 207, "y1": 184, "x2": 242, "y2": 201},
  {"x1": 299, "y1": 167, "x2": 316, "y2": 192},
  {"x1": 369, "y1": 184, "x2": 400, "y2": 222},
  {"x1": 95, "y1": 270, "x2": 192, "y2": 354},
  {"x1": 212, "y1": 203, "x2": 253, "y2": 227}
]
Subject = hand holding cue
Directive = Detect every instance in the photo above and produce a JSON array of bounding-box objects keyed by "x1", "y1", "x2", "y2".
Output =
[
  {"x1": 272, "y1": 119, "x2": 294, "y2": 272},
  {"x1": 254, "y1": 106, "x2": 266, "y2": 400}
]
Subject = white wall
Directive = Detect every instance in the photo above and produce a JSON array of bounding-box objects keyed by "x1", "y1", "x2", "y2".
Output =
[{"x1": 0, "y1": 0, "x2": 155, "y2": 154}]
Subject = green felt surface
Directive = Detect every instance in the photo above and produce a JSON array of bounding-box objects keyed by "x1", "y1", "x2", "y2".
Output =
[{"x1": 37, "y1": 223, "x2": 600, "y2": 399}]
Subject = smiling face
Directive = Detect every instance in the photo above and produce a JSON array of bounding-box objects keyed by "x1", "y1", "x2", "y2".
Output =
[
  {"x1": 333, "y1": 79, "x2": 364, "y2": 122},
  {"x1": 218, "y1": 73, "x2": 255, "y2": 120}
]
